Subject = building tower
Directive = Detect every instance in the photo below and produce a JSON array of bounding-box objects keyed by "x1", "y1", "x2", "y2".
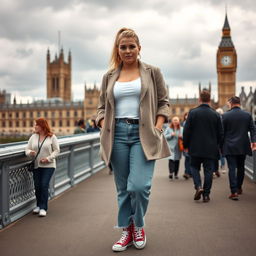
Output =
[
  {"x1": 84, "y1": 82, "x2": 100, "y2": 119},
  {"x1": 217, "y1": 13, "x2": 237, "y2": 107},
  {"x1": 47, "y1": 48, "x2": 72, "y2": 102}
]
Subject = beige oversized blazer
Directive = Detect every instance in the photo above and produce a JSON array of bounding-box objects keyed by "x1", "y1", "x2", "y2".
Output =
[{"x1": 96, "y1": 61, "x2": 171, "y2": 165}]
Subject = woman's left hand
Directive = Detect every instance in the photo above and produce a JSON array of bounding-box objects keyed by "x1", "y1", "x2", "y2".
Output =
[{"x1": 40, "y1": 158, "x2": 49, "y2": 164}]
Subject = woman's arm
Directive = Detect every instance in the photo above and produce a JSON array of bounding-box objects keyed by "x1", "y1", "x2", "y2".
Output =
[
  {"x1": 96, "y1": 73, "x2": 108, "y2": 128},
  {"x1": 46, "y1": 135, "x2": 60, "y2": 163},
  {"x1": 25, "y1": 135, "x2": 36, "y2": 157},
  {"x1": 154, "y1": 67, "x2": 170, "y2": 129}
]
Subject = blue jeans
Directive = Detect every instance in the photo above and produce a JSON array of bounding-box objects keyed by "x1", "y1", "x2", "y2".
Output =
[
  {"x1": 226, "y1": 155, "x2": 246, "y2": 194},
  {"x1": 183, "y1": 152, "x2": 192, "y2": 176},
  {"x1": 111, "y1": 120, "x2": 155, "y2": 228},
  {"x1": 33, "y1": 167, "x2": 55, "y2": 211},
  {"x1": 190, "y1": 157, "x2": 214, "y2": 196}
]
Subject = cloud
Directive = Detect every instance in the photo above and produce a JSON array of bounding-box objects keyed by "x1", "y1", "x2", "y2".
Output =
[{"x1": 0, "y1": 0, "x2": 255, "y2": 102}]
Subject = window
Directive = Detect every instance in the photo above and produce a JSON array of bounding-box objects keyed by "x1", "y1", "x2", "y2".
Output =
[
  {"x1": 66, "y1": 111, "x2": 70, "y2": 117},
  {"x1": 59, "y1": 111, "x2": 62, "y2": 117},
  {"x1": 74, "y1": 111, "x2": 78, "y2": 117},
  {"x1": 59, "y1": 120, "x2": 62, "y2": 127},
  {"x1": 16, "y1": 121, "x2": 19, "y2": 127},
  {"x1": 9, "y1": 113, "x2": 12, "y2": 118},
  {"x1": 37, "y1": 111, "x2": 40, "y2": 117},
  {"x1": 16, "y1": 112, "x2": 19, "y2": 118},
  {"x1": 52, "y1": 111, "x2": 55, "y2": 118},
  {"x1": 23, "y1": 121, "x2": 26, "y2": 127},
  {"x1": 44, "y1": 111, "x2": 48, "y2": 117},
  {"x1": 52, "y1": 120, "x2": 55, "y2": 127},
  {"x1": 23, "y1": 112, "x2": 26, "y2": 118},
  {"x1": 2, "y1": 121, "x2": 5, "y2": 127},
  {"x1": 2, "y1": 112, "x2": 5, "y2": 118},
  {"x1": 30, "y1": 121, "x2": 33, "y2": 127},
  {"x1": 9, "y1": 121, "x2": 12, "y2": 127},
  {"x1": 30, "y1": 111, "x2": 33, "y2": 118},
  {"x1": 67, "y1": 120, "x2": 70, "y2": 126}
]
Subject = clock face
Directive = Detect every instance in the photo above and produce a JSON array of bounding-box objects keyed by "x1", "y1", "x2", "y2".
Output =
[{"x1": 221, "y1": 56, "x2": 232, "y2": 66}]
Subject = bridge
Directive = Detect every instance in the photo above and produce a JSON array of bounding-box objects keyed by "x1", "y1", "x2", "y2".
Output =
[{"x1": 0, "y1": 134, "x2": 256, "y2": 256}]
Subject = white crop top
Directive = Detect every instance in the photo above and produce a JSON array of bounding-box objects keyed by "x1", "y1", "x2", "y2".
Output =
[{"x1": 113, "y1": 77, "x2": 141, "y2": 119}]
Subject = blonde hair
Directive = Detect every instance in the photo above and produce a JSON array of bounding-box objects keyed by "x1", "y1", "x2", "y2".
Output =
[{"x1": 109, "y1": 27, "x2": 140, "y2": 70}]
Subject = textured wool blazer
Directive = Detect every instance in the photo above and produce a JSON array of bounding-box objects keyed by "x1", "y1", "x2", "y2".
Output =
[
  {"x1": 96, "y1": 61, "x2": 171, "y2": 165},
  {"x1": 222, "y1": 107, "x2": 256, "y2": 156}
]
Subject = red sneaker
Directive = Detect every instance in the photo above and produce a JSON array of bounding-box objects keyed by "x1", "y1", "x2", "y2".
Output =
[
  {"x1": 229, "y1": 193, "x2": 239, "y2": 200},
  {"x1": 133, "y1": 226, "x2": 146, "y2": 249},
  {"x1": 112, "y1": 226, "x2": 133, "y2": 252}
]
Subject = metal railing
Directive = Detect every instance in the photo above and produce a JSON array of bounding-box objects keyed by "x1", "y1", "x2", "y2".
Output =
[
  {"x1": 245, "y1": 151, "x2": 256, "y2": 182},
  {"x1": 0, "y1": 133, "x2": 105, "y2": 229}
]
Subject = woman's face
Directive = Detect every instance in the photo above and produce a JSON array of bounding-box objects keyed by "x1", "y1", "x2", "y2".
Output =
[
  {"x1": 34, "y1": 123, "x2": 43, "y2": 133},
  {"x1": 118, "y1": 37, "x2": 141, "y2": 66},
  {"x1": 172, "y1": 117, "x2": 180, "y2": 126}
]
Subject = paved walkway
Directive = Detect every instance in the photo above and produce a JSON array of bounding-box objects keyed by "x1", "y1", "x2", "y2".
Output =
[{"x1": 1, "y1": 159, "x2": 256, "y2": 256}]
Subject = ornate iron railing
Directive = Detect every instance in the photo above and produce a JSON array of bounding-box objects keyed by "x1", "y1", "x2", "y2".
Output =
[
  {"x1": 245, "y1": 151, "x2": 256, "y2": 182},
  {"x1": 0, "y1": 133, "x2": 105, "y2": 229}
]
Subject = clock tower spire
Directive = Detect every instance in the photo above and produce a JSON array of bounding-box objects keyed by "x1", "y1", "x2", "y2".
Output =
[{"x1": 217, "y1": 12, "x2": 237, "y2": 107}]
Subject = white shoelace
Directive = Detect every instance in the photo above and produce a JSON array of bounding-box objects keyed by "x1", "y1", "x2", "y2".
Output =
[
  {"x1": 117, "y1": 231, "x2": 129, "y2": 243},
  {"x1": 134, "y1": 227, "x2": 143, "y2": 240}
]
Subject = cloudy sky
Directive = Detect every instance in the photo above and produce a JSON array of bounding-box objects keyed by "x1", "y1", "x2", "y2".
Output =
[{"x1": 0, "y1": 0, "x2": 256, "y2": 103}]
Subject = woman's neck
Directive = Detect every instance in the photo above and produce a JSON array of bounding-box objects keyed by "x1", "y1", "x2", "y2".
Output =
[
  {"x1": 38, "y1": 132, "x2": 46, "y2": 137},
  {"x1": 122, "y1": 61, "x2": 139, "y2": 70}
]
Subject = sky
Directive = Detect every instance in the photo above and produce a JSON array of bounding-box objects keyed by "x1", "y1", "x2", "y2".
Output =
[{"x1": 0, "y1": 0, "x2": 256, "y2": 103}]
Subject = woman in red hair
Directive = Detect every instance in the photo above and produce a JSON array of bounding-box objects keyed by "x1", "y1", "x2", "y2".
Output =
[{"x1": 25, "y1": 118, "x2": 60, "y2": 217}]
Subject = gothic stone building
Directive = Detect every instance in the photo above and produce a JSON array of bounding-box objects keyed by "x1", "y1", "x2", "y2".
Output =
[{"x1": 0, "y1": 49, "x2": 99, "y2": 136}]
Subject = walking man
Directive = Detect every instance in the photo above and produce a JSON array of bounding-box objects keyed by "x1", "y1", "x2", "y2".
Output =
[
  {"x1": 183, "y1": 89, "x2": 223, "y2": 202},
  {"x1": 222, "y1": 96, "x2": 256, "y2": 200}
]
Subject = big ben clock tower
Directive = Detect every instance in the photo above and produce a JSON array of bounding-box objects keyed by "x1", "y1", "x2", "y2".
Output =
[{"x1": 217, "y1": 13, "x2": 237, "y2": 107}]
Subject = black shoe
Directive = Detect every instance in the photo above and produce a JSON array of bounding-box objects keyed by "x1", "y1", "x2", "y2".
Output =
[
  {"x1": 183, "y1": 174, "x2": 189, "y2": 180},
  {"x1": 203, "y1": 195, "x2": 210, "y2": 203},
  {"x1": 169, "y1": 174, "x2": 173, "y2": 179},
  {"x1": 194, "y1": 188, "x2": 204, "y2": 200}
]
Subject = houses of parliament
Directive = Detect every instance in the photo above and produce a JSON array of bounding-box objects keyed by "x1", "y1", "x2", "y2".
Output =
[{"x1": 0, "y1": 14, "x2": 255, "y2": 136}]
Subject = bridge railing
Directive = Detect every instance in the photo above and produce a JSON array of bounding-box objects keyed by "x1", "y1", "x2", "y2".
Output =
[
  {"x1": 245, "y1": 151, "x2": 256, "y2": 182},
  {"x1": 0, "y1": 133, "x2": 105, "y2": 229}
]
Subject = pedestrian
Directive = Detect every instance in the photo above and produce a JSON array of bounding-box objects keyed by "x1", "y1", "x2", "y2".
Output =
[
  {"x1": 25, "y1": 118, "x2": 60, "y2": 216},
  {"x1": 181, "y1": 112, "x2": 192, "y2": 180},
  {"x1": 86, "y1": 119, "x2": 100, "y2": 133},
  {"x1": 96, "y1": 28, "x2": 170, "y2": 251},
  {"x1": 164, "y1": 116, "x2": 183, "y2": 180},
  {"x1": 183, "y1": 89, "x2": 223, "y2": 203},
  {"x1": 222, "y1": 96, "x2": 256, "y2": 200},
  {"x1": 74, "y1": 119, "x2": 86, "y2": 134}
]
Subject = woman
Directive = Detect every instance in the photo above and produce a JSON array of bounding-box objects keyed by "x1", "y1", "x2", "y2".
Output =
[
  {"x1": 164, "y1": 116, "x2": 183, "y2": 179},
  {"x1": 25, "y1": 118, "x2": 60, "y2": 217},
  {"x1": 96, "y1": 28, "x2": 170, "y2": 252}
]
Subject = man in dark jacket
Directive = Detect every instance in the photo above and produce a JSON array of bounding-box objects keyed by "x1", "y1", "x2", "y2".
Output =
[
  {"x1": 183, "y1": 89, "x2": 223, "y2": 202},
  {"x1": 222, "y1": 96, "x2": 256, "y2": 200}
]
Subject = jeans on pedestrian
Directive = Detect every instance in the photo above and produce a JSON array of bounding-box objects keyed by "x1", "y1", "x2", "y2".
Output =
[
  {"x1": 226, "y1": 155, "x2": 246, "y2": 194},
  {"x1": 220, "y1": 155, "x2": 225, "y2": 167},
  {"x1": 183, "y1": 152, "x2": 192, "y2": 176},
  {"x1": 168, "y1": 159, "x2": 180, "y2": 176},
  {"x1": 33, "y1": 167, "x2": 55, "y2": 211},
  {"x1": 190, "y1": 157, "x2": 214, "y2": 196},
  {"x1": 110, "y1": 120, "x2": 155, "y2": 228}
]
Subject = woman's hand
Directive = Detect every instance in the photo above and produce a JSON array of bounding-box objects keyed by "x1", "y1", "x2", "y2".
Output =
[
  {"x1": 171, "y1": 132, "x2": 176, "y2": 136},
  {"x1": 29, "y1": 150, "x2": 37, "y2": 157},
  {"x1": 40, "y1": 158, "x2": 49, "y2": 164}
]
